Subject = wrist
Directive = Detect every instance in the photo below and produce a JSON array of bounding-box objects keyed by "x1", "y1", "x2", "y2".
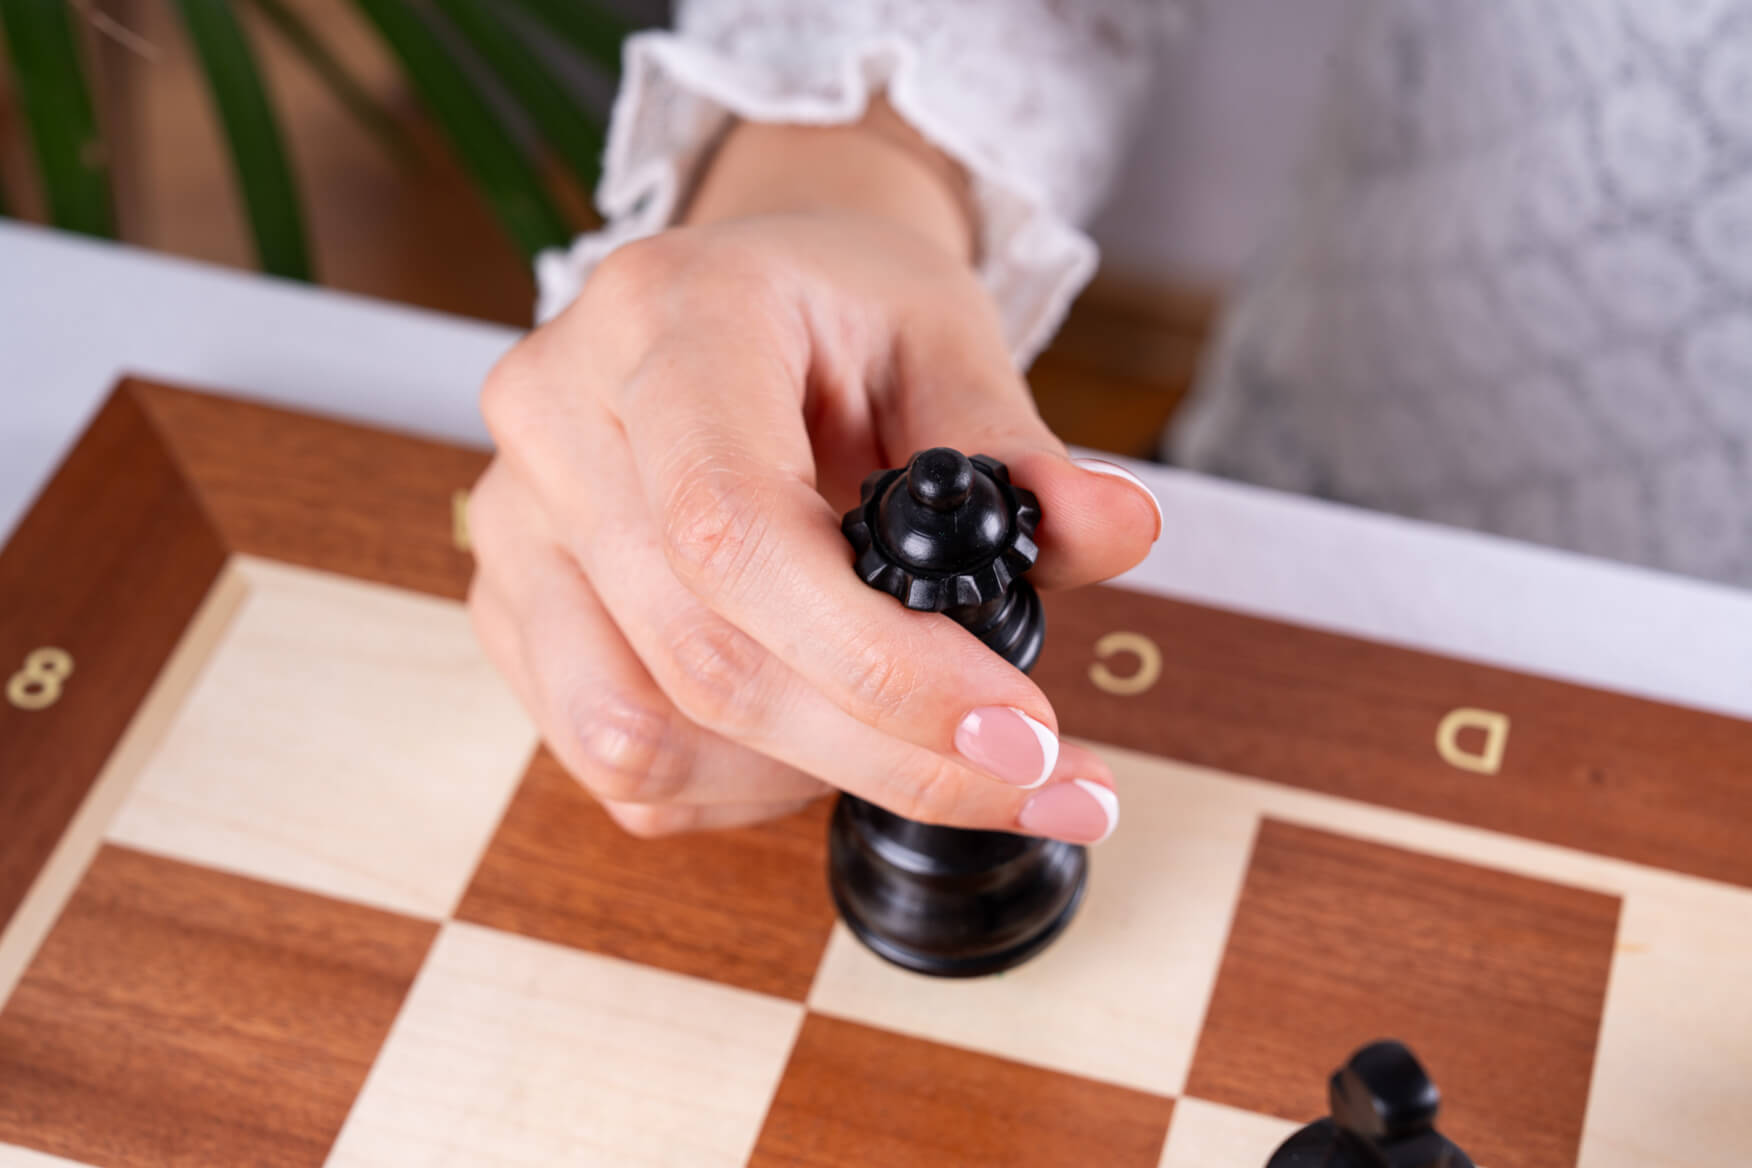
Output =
[{"x1": 681, "y1": 98, "x2": 975, "y2": 264}]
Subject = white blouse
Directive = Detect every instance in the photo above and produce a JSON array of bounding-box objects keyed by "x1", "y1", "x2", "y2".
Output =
[{"x1": 537, "y1": 0, "x2": 1752, "y2": 589}]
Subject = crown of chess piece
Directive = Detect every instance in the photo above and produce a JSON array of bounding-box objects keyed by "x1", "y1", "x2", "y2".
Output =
[
  {"x1": 829, "y1": 448, "x2": 1087, "y2": 977},
  {"x1": 1266, "y1": 1041, "x2": 1476, "y2": 1168}
]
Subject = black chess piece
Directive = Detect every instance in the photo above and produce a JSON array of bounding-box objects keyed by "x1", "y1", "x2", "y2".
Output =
[
  {"x1": 1266, "y1": 1041, "x2": 1476, "y2": 1168},
  {"x1": 829, "y1": 448, "x2": 1087, "y2": 977}
]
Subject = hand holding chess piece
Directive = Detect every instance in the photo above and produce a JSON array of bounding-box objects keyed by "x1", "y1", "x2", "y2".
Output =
[
  {"x1": 464, "y1": 119, "x2": 1160, "y2": 841},
  {"x1": 1268, "y1": 1041, "x2": 1476, "y2": 1168}
]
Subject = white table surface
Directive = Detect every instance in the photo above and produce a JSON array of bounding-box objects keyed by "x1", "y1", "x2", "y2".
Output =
[{"x1": 5, "y1": 220, "x2": 1750, "y2": 721}]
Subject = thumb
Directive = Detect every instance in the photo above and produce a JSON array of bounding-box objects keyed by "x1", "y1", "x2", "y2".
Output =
[{"x1": 881, "y1": 318, "x2": 1162, "y2": 591}]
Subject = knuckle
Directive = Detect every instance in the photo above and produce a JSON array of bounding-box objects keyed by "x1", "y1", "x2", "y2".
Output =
[
  {"x1": 581, "y1": 237, "x2": 686, "y2": 335},
  {"x1": 462, "y1": 464, "x2": 513, "y2": 562},
  {"x1": 584, "y1": 233, "x2": 792, "y2": 348},
  {"x1": 565, "y1": 691, "x2": 692, "y2": 804},
  {"x1": 660, "y1": 468, "x2": 775, "y2": 595},
  {"x1": 660, "y1": 612, "x2": 771, "y2": 736},
  {"x1": 478, "y1": 341, "x2": 544, "y2": 445},
  {"x1": 594, "y1": 235, "x2": 685, "y2": 293},
  {"x1": 842, "y1": 633, "x2": 923, "y2": 724}
]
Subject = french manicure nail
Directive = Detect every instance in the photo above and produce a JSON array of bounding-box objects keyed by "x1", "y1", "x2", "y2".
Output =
[
  {"x1": 1018, "y1": 779, "x2": 1120, "y2": 843},
  {"x1": 955, "y1": 706, "x2": 1059, "y2": 789},
  {"x1": 1073, "y1": 457, "x2": 1164, "y2": 537}
]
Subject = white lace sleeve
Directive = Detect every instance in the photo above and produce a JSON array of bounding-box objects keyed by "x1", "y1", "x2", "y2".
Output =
[{"x1": 534, "y1": 0, "x2": 1174, "y2": 366}]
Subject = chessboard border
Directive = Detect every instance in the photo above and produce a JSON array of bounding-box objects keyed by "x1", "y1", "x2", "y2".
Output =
[
  {"x1": 4, "y1": 376, "x2": 1751, "y2": 944},
  {"x1": 0, "y1": 377, "x2": 484, "y2": 931}
]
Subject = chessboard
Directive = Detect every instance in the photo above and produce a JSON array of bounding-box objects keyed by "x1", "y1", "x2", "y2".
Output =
[{"x1": 2, "y1": 378, "x2": 1749, "y2": 1168}]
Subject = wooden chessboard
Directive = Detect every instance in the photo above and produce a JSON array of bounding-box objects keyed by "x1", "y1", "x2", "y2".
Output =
[{"x1": 2, "y1": 379, "x2": 1748, "y2": 1168}]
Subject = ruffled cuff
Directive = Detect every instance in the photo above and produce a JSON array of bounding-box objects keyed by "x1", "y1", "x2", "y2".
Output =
[{"x1": 533, "y1": 31, "x2": 1098, "y2": 369}]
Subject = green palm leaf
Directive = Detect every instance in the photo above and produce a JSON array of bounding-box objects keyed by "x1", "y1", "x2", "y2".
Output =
[
  {"x1": 246, "y1": 0, "x2": 421, "y2": 168},
  {"x1": 174, "y1": 0, "x2": 312, "y2": 279},
  {"x1": 350, "y1": 0, "x2": 570, "y2": 259},
  {"x1": 434, "y1": 0, "x2": 604, "y2": 193},
  {"x1": 502, "y1": 0, "x2": 628, "y2": 75},
  {"x1": 0, "y1": 0, "x2": 114, "y2": 236}
]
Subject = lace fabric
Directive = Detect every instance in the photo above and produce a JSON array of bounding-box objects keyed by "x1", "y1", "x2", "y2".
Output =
[{"x1": 1175, "y1": 0, "x2": 1752, "y2": 586}]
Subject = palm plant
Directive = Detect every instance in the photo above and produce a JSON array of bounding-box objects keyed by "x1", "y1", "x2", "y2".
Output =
[{"x1": 0, "y1": 0, "x2": 639, "y2": 279}]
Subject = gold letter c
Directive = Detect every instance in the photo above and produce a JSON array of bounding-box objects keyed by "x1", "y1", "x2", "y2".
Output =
[{"x1": 1089, "y1": 632, "x2": 1163, "y2": 697}]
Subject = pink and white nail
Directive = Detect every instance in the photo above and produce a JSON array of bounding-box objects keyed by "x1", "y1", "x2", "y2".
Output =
[
  {"x1": 1018, "y1": 779, "x2": 1120, "y2": 844},
  {"x1": 1072, "y1": 457, "x2": 1164, "y2": 535},
  {"x1": 955, "y1": 706, "x2": 1060, "y2": 789}
]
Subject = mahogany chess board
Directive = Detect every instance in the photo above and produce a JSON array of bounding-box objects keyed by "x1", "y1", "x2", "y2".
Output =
[{"x1": 2, "y1": 379, "x2": 1748, "y2": 1167}]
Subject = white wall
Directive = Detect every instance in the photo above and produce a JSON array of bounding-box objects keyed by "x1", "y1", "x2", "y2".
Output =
[{"x1": 1088, "y1": 0, "x2": 1363, "y2": 286}]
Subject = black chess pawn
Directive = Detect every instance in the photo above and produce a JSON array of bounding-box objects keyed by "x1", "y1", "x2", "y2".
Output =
[
  {"x1": 830, "y1": 448, "x2": 1087, "y2": 977},
  {"x1": 1267, "y1": 1041, "x2": 1476, "y2": 1168}
]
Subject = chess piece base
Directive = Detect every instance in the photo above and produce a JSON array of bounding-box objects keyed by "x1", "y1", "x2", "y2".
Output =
[{"x1": 828, "y1": 793, "x2": 1088, "y2": 978}]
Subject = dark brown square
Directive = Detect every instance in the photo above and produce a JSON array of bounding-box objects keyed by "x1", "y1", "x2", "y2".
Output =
[
  {"x1": 1185, "y1": 819, "x2": 1619, "y2": 1168},
  {"x1": 455, "y1": 749, "x2": 837, "y2": 1000},
  {"x1": 0, "y1": 845, "x2": 435, "y2": 1167},
  {"x1": 751, "y1": 1014, "x2": 1176, "y2": 1167}
]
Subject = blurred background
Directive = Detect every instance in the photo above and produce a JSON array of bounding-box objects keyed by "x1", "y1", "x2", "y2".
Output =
[{"x1": 0, "y1": 0, "x2": 1355, "y2": 456}]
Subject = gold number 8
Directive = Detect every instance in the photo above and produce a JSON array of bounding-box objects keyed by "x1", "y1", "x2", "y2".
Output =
[{"x1": 7, "y1": 647, "x2": 74, "y2": 711}]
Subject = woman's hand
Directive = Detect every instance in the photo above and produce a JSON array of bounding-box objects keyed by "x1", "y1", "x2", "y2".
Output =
[{"x1": 467, "y1": 110, "x2": 1161, "y2": 841}]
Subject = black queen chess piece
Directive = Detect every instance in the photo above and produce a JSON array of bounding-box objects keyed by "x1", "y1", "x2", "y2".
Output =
[
  {"x1": 1267, "y1": 1040, "x2": 1476, "y2": 1168},
  {"x1": 830, "y1": 447, "x2": 1087, "y2": 977}
]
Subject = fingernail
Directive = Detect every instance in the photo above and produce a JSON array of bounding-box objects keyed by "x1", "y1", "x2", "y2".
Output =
[
  {"x1": 955, "y1": 707, "x2": 1059, "y2": 789},
  {"x1": 1073, "y1": 457, "x2": 1163, "y2": 538},
  {"x1": 1018, "y1": 779, "x2": 1120, "y2": 844}
]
